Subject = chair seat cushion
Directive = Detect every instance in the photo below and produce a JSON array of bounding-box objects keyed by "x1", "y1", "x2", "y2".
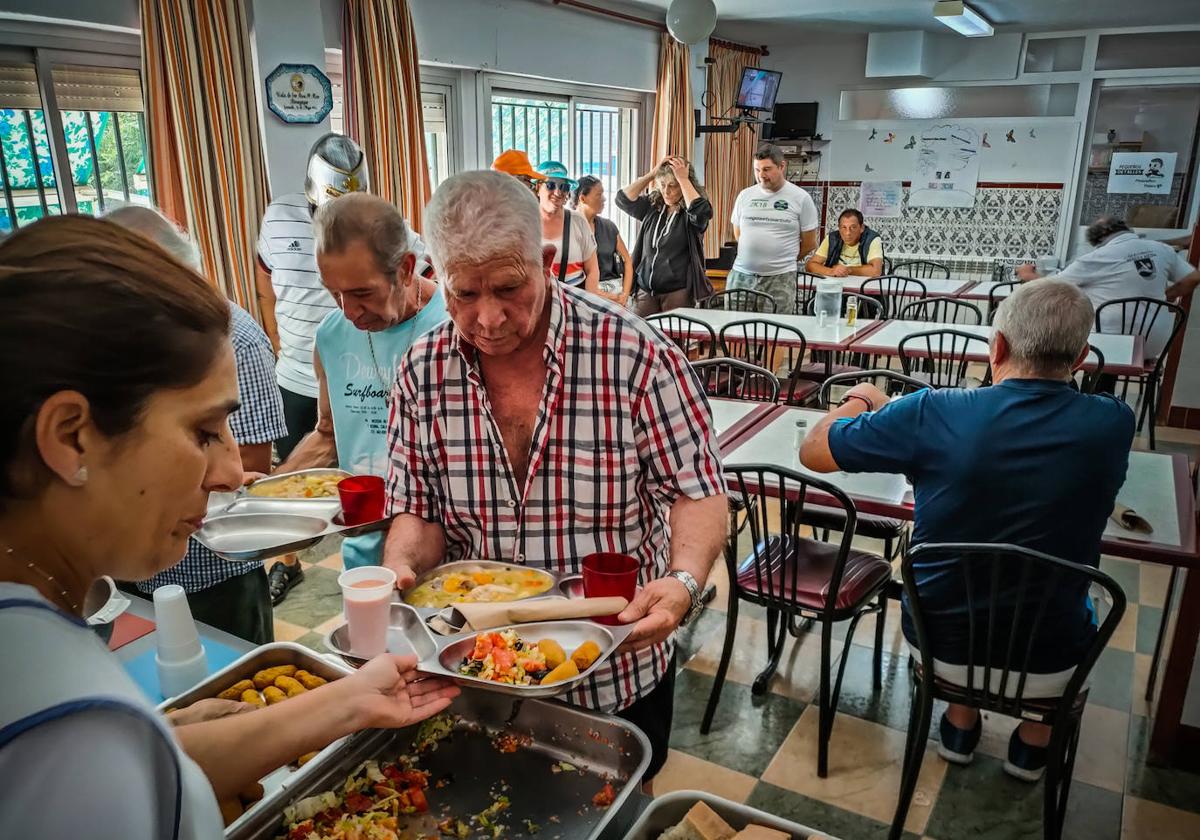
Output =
[
  {"x1": 782, "y1": 379, "x2": 820, "y2": 405},
  {"x1": 800, "y1": 505, "x2": 906, "y2": 538},
  {"x1": 796, "y1": 361, "x2": 863, "y2": 383},
  {"x1": 735, "y1": 535, "x2": 891, "y2": 611}
]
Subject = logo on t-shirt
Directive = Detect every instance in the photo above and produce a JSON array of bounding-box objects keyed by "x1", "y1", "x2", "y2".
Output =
[
  {"x1": 773, "y1": 200, "x2": 789, "y2": 210},
  {"x1": 748, "y1": 199, "x2": 770, "y2": 209},
  {"x1": 286, "y1": 240, "x2": 302, "y2": 252},
  {"x1": 1133, "y1": 256, "x2": 1155, "y2": 277}
]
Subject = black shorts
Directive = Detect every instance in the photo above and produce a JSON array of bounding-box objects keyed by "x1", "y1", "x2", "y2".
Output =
[
  {"x1": 188, "y1": 567, "x2": 274, "y2": 646},
  {"x1": 277, "y1": 387, "x2": 318, "y2": 461},
  {"x1": 615, "y1": 658, "x2": 676, "y2": 782}
]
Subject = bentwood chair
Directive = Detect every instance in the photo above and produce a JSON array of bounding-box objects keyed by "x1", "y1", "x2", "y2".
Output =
[
  {"x1": 881, "y1": 255, "x2": 894, "y2": 275},
  {"x1": 898, "y1": 328, "x2": 992, "y2": 389},
  {"x1": 987, "y1": 281, "x2": 1019, "y2": 324},
  {"x1": 1075, "y1": 344, "x2": 1106, "y2": 395},
  {"x1": 898, "y1": 296, "x2": 983, "y2": 326},
  {"x1": 861, "y1": 275, "x2": 928, "y2": 320},
  {"x1": 700, "y1": 288, "x2": 777, "y2": 314},
  {"x1": 704, "y1": 465, "x2": 892, "y2": 779},
  {"x1": 892, "y1": 259, "x2": 951, "y2": 280},
  {"x1": 1093, "y1": 297, "x2": 1186, "y2": 450},
  {"x1": 690, "y1": 358, "x2": 780, "y2": 402},
  {"x1": 718, "y1": 319, "x2": 818, "y2": 405},
  {"x1": 645, "y1": 312, "x2": 717, "y2": 361},
  {"x1": 795, "y1": 271, "x2": 822, "y2": 316},
  {"x1": 889, "y1": 543, "x2": 1125, "y2": 840}
]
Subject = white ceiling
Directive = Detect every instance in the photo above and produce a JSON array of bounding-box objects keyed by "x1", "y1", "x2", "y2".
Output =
[{"x1": 613, "y1": 0, "x2": 1200, "y2": 44}]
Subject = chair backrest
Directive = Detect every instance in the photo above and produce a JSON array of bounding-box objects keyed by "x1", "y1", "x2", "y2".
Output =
[
  {"x1": 690, "y1": 358, "x2": 780, "y2": 402},
  {"x1": 987, "y1": 281, "x2": 1019, "y2": 325},
  {"x1": 726, "y1": 464, "x2": 860, "y2": 614},
  {"x1": 645, "y1": 312, "x2": 717, "y2": 360},
  {"x1": 719, "y1": 319, "x2": 809, "y2": 403},
  {"x1": 898, "y1": 328, "x2": 992, "y2": 389},
  {"x1": 892, "y1": 260, "x2": 951, "y2": 280},
  {"x1": 796, "y1": 271, "x2": 821, "y2": 315},
  {"x1": 882, "y1": 255, "x2": 894, "y2": 275},
  {"x1": 898, "y1": 295, "x2": 983, "y2": 326},
  {"x1": 1076, "y1": 343, "x2": 1105, "y2": 395},
  {"x1": 1094, "y1": 296, "x2": 1186, "y2": 369},
  {"x1": 803, "y1": 291, "x2": 882, "y2": 321},
  {"x1": 901, "y1": 542, "x2": 1125, "y2": 718},
  {"x1": 817, "y1": 369, "x2": 929, "y2": 408},
  {"x1": 700, "y1": 288, "x2": 777, "y2": 314},
  {"x1": 861, "y1": 275, "x2": 928, "y2": 319}
]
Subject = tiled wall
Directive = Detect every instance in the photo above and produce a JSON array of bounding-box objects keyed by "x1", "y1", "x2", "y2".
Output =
[
  {"x1": 798, "y1": 181, "x2": 1065, "y2": 261},
  {"x1": 1080, "y1": 173, "x2": 1186, "y2": 226}
]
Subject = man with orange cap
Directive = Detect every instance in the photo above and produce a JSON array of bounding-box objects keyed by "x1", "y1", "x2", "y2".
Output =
[{"x1": 492, "y1": 149, "x2": 545, "y2": 193}]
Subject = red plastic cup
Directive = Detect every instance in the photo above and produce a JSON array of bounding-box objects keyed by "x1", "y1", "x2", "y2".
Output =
[
  {"x1": 582, "y1": 552, "x2": 638, "y2": 625},
  {"x1": 338, "y1": 475, "x2": 385, "y2": 525}
]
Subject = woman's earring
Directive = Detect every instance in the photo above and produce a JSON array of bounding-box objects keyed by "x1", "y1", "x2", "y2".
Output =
[{"x1": 72, "y1": 466, "x2": 88, "y2": 485}]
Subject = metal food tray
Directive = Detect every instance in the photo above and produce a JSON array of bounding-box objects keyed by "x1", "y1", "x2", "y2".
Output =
[
  {"x1": 325, "y1": 602, "x2": 634, "y2": 699},
  {"x1": 155, "y1": 642, "x2": 353, "y2": 838},
  {"x1": 622, "y1": 790, "x2": 837, "y2": 840},
  {"x1": 195, "y1": 503, "x2": 394, "y2": 563},
  {"x1": 403, "y1": 559, "x2": 585, "y2": 617},
  {"x1": 243, "y1": 468, "x2": 352, "y2": 503},
  {"x1": 229, "y1": 692, "x2": 651, "y2": 840}
]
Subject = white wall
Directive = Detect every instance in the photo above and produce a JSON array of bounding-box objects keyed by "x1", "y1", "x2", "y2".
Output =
[
  {"x1": 250, "y1": 0, "x2": 332, "y2": 197},
  {"x1": 761, "y1": 34, "x2": 868, "y2": 141}
]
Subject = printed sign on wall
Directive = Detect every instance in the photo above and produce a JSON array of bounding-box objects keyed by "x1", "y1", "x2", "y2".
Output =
[
  {"x1": 859, "y1": 181, "x2": 904, "y2": 218},
  {"x1": 265, "y1": 63, "x2": 333, "y2": 124},
  {"x1": 1107, "y1": 152, "x2": 1177, "y2": 195}
]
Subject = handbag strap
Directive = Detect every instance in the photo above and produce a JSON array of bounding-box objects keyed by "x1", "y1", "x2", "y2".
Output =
[{"x1": 557, "y1": 211, "x2": 571, "y2": 285}]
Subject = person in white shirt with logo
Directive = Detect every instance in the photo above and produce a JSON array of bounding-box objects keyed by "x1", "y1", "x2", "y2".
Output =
[{"x1": 728, "y1": 143, "x2": 819, "y2": 313}]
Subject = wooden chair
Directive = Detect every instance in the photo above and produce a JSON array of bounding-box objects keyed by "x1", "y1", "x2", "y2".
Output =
[
  {"x1": 700, "y1": 288, "x2": 777, "y2": 314},
  {"x1": 718, "y1": 319, "x2": 818, "y2": 406},
  {"x1": 987, "y1": 281, "x2": 1019, "y2": 325},
  {"x1": 892, "y1": 259, "x2": 951, "y2": 280},
  {"x1": 898, "y1": 296, "x2": 983, "y2": 326},
  {"x1": 861, "y1": 275, "x2": 928, "y2": 320},
  {"x1": 898, "y1": 328, "x2": 992, "y2": 389},
  {"x1": 645, "y1": 312, "x2": 717, "y2": 361},
  {"x1": 690, "y1": 358, "x2": 779, "y2": 402}
]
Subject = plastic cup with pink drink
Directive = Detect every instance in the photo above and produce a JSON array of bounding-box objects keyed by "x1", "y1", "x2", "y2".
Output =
[{"x1": 337, "y1": 566, "x2": 397, "y2": 659}]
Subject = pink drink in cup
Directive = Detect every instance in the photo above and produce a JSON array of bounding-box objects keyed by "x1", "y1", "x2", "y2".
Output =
[
  {"x1": 582, "y1": 552, "x2": 638, "y2": 625},
  {"x1": 337, "y1": 566, "x2": 397, "y2": 658},
  {"x1": 338, "y1": 475, "x2": 386, "y2": 525}
]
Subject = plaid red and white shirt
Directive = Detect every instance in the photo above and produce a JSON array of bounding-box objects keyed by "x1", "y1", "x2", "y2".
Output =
[{"x1": 386, "y1": 284, "x2": 726, "y2": 712}]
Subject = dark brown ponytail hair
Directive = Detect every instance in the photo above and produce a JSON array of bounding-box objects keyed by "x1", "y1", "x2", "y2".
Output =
[{"x1": 0, "y1": 215, "x2": 231, "y2": 501}]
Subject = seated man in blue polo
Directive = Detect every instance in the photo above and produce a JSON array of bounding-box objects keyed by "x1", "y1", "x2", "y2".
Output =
[
  {"x1": 804, "y1": 208, "x2": 884, "y2": 279},
  {"x1": 798, "y1": 280, "x2": 1134, "y2": 782}
]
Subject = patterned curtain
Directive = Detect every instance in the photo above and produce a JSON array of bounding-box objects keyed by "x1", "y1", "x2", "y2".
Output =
[
  {"x1": 651, "y1": 33, "x2": 694, "y2": 166},
  {"x1": 342, "y1": 0, "x2": 430, "y2": 231},
  {"x1": 140, "y1": 0, "x2": 269, "y2": 316},
  {"x1": 703, "y1": 42, "x2": 761, "y2": 259}
]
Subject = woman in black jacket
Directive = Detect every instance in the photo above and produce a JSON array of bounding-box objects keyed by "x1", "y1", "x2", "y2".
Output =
[{"x1": 615, "y1": 156, "x2": 713, "y2": 315}]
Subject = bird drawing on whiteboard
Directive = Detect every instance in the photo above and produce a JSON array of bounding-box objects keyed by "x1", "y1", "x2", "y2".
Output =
[
  {"x1": 865, "y1": 163, "x2": 875, "y2": 172},
  {"x1": 904, "y1": 135, "x2": 916, "y2": 149},
  {"x1": 1006, "y1": 130, "x2": 1017, "y2": 143},
  {"x1": 868, "y1": 128, "x2": 878, "y2": 141},
  {"x1": 883, "y1": 132, "x2": 896, "y2": 143},
  {"x1": 1029, "y1": 128, "x2": 1037, "y2": 139},
  {"x1": 982, "y1": 133, "x2": 991, "y2": 148}
]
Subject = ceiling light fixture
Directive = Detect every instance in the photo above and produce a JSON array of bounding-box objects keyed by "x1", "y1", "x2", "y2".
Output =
[{"x1": 933, "y1": 1, "x2": 994, "y2": 37}]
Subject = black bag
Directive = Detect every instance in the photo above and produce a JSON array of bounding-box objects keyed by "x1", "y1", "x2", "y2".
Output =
[{"x1": 557, "y1": 211, "x2": 571, "y2": 285}]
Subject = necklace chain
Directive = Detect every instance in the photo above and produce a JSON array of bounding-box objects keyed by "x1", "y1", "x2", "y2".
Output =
[
  {"x1": 1, "y1": 541, "x2": 80, "y2": 612},
  {"x1": 366, "y1": 280, "x2": 426, "y2": 386}
]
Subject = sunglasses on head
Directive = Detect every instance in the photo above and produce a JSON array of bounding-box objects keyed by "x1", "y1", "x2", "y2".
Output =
[{"x1": 543, "y1": 180, "x2": 572, "y2": 192}]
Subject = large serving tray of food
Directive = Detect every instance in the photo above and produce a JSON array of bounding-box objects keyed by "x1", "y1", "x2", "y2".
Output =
[
  {"x1": 156, "y1": 642, "x2": 353, "y2": 835},
  {"x1": 402, "y1": 560, "x2": 584, "y2": 613},
  {"x1": 228, "y1": 691, "x2": 651, "y2": 840}
]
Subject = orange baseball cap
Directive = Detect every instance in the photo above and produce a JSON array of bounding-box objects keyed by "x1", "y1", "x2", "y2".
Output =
[{"x1": 491, "y1": 149, "x2": 545, "y2": 181}]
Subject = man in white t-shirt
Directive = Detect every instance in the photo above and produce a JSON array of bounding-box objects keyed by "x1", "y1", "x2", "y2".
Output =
[{"x1": 728, "y1": 143, "x2": 819, "y2": 313}]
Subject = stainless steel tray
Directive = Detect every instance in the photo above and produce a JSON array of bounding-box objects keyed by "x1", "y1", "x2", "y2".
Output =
[
  {"x1": 403, "y1": 559, "x2": 585, "y2": 616},
  {"x1": 324, "y1": 602, "x2": 635, "y2": 699},
  {"x1": 229, "y1": 692, "x2": 651, "y2": 840},
  {"x1": 243, "y1": 468, "x2": 352, "y2": 503},
  {"x1": 155, "y1": 642, "x2": 353, "y2": 838},
  {"x1": 622, "y1": 790, "x2": 836, "y2": 840},
  {"x1": 195, "y1": 507, "x2": 394, "y2": 563}
]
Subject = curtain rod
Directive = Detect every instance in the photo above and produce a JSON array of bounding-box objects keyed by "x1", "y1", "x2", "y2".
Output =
[{"x1": 549, "y1": 1, "x2": 769, "y2": 56}]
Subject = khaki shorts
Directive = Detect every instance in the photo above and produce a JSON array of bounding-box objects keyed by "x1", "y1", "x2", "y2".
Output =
[{"x1": 726, "y1": 268, "x2": 797, "y2": 314}]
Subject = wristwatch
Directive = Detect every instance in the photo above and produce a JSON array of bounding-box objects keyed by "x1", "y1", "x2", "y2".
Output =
[{"x1": 666, "y1": 570, "x2": 704, "y2": 627}]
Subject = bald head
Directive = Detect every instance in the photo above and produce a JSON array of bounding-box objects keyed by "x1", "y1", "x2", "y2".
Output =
[
  {"x1": 313, "y1": 192, "x2": 413, "y2": 278},
  {"x1": 104, "y1": 205, "x2": 201, "y2": 270}
]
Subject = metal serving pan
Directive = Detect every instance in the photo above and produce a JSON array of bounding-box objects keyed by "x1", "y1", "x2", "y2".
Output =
[
  {"x1": 403, "y1": 559, "x2": 584, "y2": 616},
  {"x1": 325, "y1": 602, "x2": 634, "y2": 699},
  {"x1": 194, "y1": 507, "x2": 394, "y2": 563},
  {"x1": 622, "y1": 790, "x2": 837, "y2": 840},
  {"x1": 155, "y1": 642, "x2": 353, "y2": 837},
  {"x1": 229, "y1": 691, "x2": 651, "y2": 840}
]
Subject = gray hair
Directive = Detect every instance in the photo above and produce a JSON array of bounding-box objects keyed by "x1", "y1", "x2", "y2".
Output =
[
  {"x1": 103, "y1": 205, "x2": 202, "y2": 270},
  {"x1": 313, "y1": 193, "x2": 413, "y2": 279},
  {"x1": 424, "y1": 170, "x2": 543, "y2": 282},
  {"x1": 1085, "y1": 216, "x2": 1130, "y2": 247},
  {"x1": 754, "y1": 143, "x2": 785, "y2": 166},
  {"x1": 992, "y1": 280, "x2": 1094, "y2": 376}
]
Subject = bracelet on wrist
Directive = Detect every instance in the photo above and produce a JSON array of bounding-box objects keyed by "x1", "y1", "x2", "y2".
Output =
[{"x1": 838, "y1": 393, "x2": 874, "y2": 412}]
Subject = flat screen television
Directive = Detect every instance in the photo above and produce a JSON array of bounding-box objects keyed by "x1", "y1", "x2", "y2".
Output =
[
  {"x1": 735, "y1": 67, "x2": 782, "y2": 112},
  {"x1": 762, "y1": 102, "x2": 819, "y2": 140}
]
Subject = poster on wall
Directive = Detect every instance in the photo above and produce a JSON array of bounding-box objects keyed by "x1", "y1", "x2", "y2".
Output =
[
  {"x1": 265, "y1": 63, "x2": 333, "y2": 124},
  {"x1": 1107, "y1": 152, "x2": 1177, "y2": 194},
  {"x1": 859, "y1": 181, "x2": 904, "y2": 218},
  {"x1": 908, "y1": 123, "x2": 981, "y2": 209}
]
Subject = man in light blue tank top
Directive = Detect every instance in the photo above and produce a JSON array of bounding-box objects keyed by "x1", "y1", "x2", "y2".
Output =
[{"x1": 274, "y1": 193, "x2": 447, "y2": 569}]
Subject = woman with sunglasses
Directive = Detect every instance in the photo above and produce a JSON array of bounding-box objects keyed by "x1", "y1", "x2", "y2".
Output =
[{"x1": 535, "y1": 160, "x2": 602, "y2": 296}]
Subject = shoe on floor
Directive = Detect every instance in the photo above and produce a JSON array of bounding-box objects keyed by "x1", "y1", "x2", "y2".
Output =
[
  {"x1": 937, "y1": 711, "x2": 982, "y2": 765},
  {"x1": 1003, "y1": 728, "x2": 1048, "y2": 782},
  {"x1": 268, "y1": 561, "x2": 304, "y2": 606}
]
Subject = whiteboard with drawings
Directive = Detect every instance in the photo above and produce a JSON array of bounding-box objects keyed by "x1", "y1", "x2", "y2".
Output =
[{"x1": 829, "y1": 120, "x2": 1082, "y2": 184}]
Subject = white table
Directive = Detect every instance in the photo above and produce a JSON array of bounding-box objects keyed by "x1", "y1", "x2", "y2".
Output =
[
  {"x1": 709, "y1": 398, "x2": 777, "y2": 455},
  {"x1": 848, "y1": 319, "x2": 1144, "y2": 375},
  {"x1": 799, "y1": 276, "x2": 974, "y2": 297},
  {"x1": 959, "y1": 280, "x2": 1017, "y2": 301},
  {"x1": 667, "y1": 307, "x2": 879, "y2": 350}
]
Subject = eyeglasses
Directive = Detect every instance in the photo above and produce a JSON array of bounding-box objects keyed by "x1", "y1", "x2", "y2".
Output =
[{"x1": 543, "y1": 180, "x2": 572, "y2": 192}]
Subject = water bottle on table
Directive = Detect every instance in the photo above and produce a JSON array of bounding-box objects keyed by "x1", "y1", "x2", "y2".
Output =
[{"x1": 814, "y1": 278, "x2": 842, "y2": 327}]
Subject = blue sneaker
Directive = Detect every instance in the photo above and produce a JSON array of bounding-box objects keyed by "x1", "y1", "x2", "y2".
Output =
[
  {"x1": 1003, "y1": 728, "x2": 1047, "y2": 782},
  {"x1": 937, "y1": 712, "x2": 982, "y2": 765}
]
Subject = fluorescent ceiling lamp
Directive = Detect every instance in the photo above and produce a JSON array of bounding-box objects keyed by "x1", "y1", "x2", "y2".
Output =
[{"x1": 934, "y1": 1, "x2": 994, "y2": 37}]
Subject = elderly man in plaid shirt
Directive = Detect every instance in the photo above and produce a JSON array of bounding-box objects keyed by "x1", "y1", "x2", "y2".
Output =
[
  {"x1": 108, "y1": 207, "x2": 287, "y2": 645},
  {"x1": 383, "y1": 171, "x2": 729, "y2": 780}
]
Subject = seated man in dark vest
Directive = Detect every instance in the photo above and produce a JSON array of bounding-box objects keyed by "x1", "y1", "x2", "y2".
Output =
[{"x1": 805, "y1": 208, "x2": 884, "y2": 278}]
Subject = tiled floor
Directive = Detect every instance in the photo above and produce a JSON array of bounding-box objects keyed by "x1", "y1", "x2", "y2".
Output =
[{"x1": 269, "y1": 427, "x2": 1200, "y2": 840}]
